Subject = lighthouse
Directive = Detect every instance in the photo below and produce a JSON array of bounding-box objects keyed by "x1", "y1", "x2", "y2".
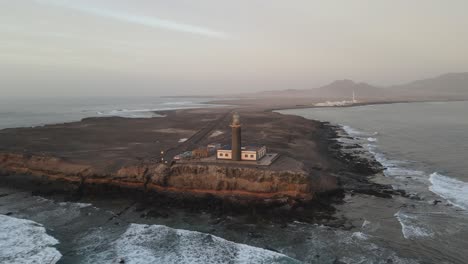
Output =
[
  {"x1": 216, "y1": 112, "x2": 268, "y2": 162},
  {"x1": 230, "y1": 112, "x2": 242, "y2": 161}
]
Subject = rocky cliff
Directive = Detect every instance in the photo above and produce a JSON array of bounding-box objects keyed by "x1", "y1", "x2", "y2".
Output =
[{"x1": 0, "y1": 153, "x2": 338, "y2": 202}]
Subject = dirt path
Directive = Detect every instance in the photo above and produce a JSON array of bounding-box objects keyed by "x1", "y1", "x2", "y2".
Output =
[{"x1": 162, "y1": 109, "x2": 233, "y2": 162}]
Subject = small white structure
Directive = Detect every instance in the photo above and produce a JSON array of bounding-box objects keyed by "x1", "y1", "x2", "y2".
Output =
[
  {"x1": 217, "y1": 145, "x2": 267, "y2": 161},
  {"x1": 217, "y1": 149, "x2": 233, "y2": 159},
  {"x1": 315, "y1": 90, "x2": 358, "y2": 107}
]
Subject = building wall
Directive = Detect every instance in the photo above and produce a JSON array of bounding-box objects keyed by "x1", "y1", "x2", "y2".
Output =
[
  {"x1": 241, "y1": 151, "x2": 257, "y2": 161},
  {"x1": 192, "y1": 148, "x2": 209, "y2": 158},
  {"x1": 257, "y1": 146, "x2": 267, "y2": 160},
  {"x1": 217, "y1": 150, "x2": 232, "y2": 160},
  {"x1": 217, "y1": 146, "x2": 267, "y2": 161}
]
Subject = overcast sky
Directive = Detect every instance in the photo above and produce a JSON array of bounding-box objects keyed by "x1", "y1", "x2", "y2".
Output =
[{"x1": 1, "y1": 0, "x2": 467, "y2": 96}]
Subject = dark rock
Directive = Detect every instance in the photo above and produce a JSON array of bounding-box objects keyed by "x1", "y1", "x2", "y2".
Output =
[
  {"x1": 248, "y1": 232, "x2": 263, "y2": 239},
  {"x1": 265, "y1": 246, "x2": 280, "y2": 253}
]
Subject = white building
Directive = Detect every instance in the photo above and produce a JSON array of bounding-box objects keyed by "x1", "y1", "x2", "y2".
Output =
[{"x1": 217, "y1": 145, "x2": 267, "y2": 161}]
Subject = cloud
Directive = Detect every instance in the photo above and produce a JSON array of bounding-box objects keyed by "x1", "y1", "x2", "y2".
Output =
[{"x1": 34, "y1": 0, "x2": 230, "y2": 39}]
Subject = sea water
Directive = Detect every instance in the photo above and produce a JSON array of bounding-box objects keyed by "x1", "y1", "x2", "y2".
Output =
[
  {"x1": 0, "y1": 96, "x2": 220, "y2": 129},
  {"x1": 279, "y1": 101, "x2": 468, "y2": 209},
  {"x1": 278, "y1": 101, "x2": 468, "y2": 263},
  {"x1": 1, "y1": 99, "x2": 468, "y2": 263}
]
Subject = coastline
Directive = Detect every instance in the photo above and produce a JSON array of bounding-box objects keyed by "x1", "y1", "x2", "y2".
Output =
[
  {"x1": 6, "y1": 101, "x2": 467, "y2": 263},
  {"x1": 0, "y1": 104, "x2": 396, "y2": 221},
  {"x1": 204, "y1": 97, "x2": 468, "y2": 113}
]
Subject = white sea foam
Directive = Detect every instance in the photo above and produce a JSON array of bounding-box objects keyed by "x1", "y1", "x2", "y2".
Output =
[
  {"x1": 341, "y1": 125, "x2": 378, "y2": 138},
  {"x1": 365, "y1": 144, "x2": 426, "y2": 180},
  {"x1": 58, "y1": 202, "x2": 92, "y2": 209},
  {"x1": 83, "y1": 224, "x2": 299, "y2": 264},
  {"x1": 394, "y1": 211, "x2": 433, "y2": 239},
  {"x1": 162, "y1": 101, "x2": 193, "y2": 105},
  {"x1": 106, "y1": 109, "x2": 164, "y2": 118},
  {"x1": 367, "y1": 137, "x2": 377, "y2": 142},
  {"x1": 341, "y1": 125, "x2": 363, "y2": 136},
  {"x1": 429, "y1": 172, "x2": 468, "y2": 210},
  {"x1": 361, "y1": 220, "x2": 371, "y2": 228},
  {"x1": 351, "y1": 232, "x2": 369, "y2": 240},
  {"x1": 0, "y1": 215, "x2": 62, "y2": 264}
]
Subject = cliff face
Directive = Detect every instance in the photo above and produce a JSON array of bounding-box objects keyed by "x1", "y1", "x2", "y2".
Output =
[{"x1": 0, "y1": 153, "x2": 338, "y2": 201}]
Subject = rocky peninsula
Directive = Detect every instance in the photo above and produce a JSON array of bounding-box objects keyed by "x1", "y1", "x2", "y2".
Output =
[{"x1": 0, "y1": 105, "x2": 393, "y2": 218}]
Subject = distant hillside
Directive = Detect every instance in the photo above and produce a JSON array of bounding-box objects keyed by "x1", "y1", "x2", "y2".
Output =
[
  {"x1": 307, "y1": 79, "x2": 385, "y2": 99},
  {"x1": 256, "y1": 72, "x2": 468, "y2": 100},
  {"x1": 390, "y1": 72, "x2": 468, "y2": 96},
  {"x1": 258, "y1": 79, "x2": 389, "y2": 100}
]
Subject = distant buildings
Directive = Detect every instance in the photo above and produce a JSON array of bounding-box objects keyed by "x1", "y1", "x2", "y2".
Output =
[{"x1": 314, "y1": 89, "x2": 358, "y2": 107}]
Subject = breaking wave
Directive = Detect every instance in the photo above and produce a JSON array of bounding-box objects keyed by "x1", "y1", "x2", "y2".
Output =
[
  {"x1": 394, "y1": 211, "x2": 434, "y2": 239},
  {"x1": 162, "y1": 101, "x2": 194, "y2": 105},
  {"x1": 429, "y1": 172, "x2": 468, "y2": 210},
  {"x1": 341, "y1": 125, "x2": 378, "y2": 137},
  {"x1": 83, "y1": 224, "x2": 299, "y2": 264},
  {"x1": 0, "y1": 215, "x2": 62, "y2": 264}
]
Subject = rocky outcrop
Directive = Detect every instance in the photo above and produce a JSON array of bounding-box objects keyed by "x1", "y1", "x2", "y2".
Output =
[{"x1": 0, "y1": 153, "x2": 338, "y2": 202}]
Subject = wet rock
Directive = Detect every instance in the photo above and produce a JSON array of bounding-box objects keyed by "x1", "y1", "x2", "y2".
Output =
[
  {"x1": 248, "y1": 232, "x2": 263, "y2": 239},
  {"x1": 146, "y1": 209, "x2": 169, "y2": 218}
]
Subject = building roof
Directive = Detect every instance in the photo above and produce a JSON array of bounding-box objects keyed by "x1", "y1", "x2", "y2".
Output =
[
  {"x1": 243, "y1": 145, "x2": 264, "y2": 151},
  {"x1": 218, "y1": 144, "x2": 265, "y2": 151}
]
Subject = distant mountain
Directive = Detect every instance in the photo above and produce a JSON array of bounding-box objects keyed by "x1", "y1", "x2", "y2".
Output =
[
  {"x1": 256, "y1": 72, "x2": 468, "y2": 100},
  {"x1": 390, "y1": 72, "x2": 468, "y2": 96},
  {"x1": 258, "y1": 79, "x2": 387, "y2": 100},
  {"x1": 309, "y1": 79, "x2": 384, "y2": 99}
]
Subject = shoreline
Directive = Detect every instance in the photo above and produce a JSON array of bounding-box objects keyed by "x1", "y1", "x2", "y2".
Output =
[
  {"x1": 261, "y1": 98, "x2": 467, "y2": 112},
  {"x1": 0, "y1": 104, "x2": 398, "y2": 220},
  {"x1": 3, "y1": 105, "x2": 468, "y2": 263}
]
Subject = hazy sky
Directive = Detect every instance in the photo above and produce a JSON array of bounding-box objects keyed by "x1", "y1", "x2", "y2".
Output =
[{"x1": 1, "y1": 0, "x2": 468, "y2": 96}]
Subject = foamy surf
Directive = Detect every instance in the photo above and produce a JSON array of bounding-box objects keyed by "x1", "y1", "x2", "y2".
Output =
[
  {"x1": 0, "y1": 215, "x2": 62, "y2": 264},
  {"x1": 341, "y1": 125, "x2": 378, "y2": 137},
  {"x1": 83, "y1": 224, "x2": 299, "y2": 264},
  {"x1": 394, "y1": 211, "x2": 433, "y2": 239},
  {"x1": 429, "y1": 172, "x2": 468, "y2": 210}
]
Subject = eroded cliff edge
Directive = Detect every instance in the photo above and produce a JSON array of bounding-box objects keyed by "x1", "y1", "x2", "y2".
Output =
[
  {"x1": 0, "y1": 107, "x2": 388, "y2": 212},
  {"x1": 0, "y1": 152, "x2": 338, "y2": 202}
]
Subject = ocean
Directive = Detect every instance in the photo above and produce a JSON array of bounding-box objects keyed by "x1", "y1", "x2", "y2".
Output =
[
  {"x1": 1, "y1": 98, "x2": 467, "y2": 263},
  {"x1": 279, "y1": 101, "x2": 468, "y2": 209},
  {"x1": 0, "y1": 96, "x2": 220, "y2": 130},
  {"x1": 278, "y1": 101, "x2": 468, "y2": 263}
]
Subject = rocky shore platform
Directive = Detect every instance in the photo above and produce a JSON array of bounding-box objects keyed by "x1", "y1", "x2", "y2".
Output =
[{"x1": 0, "y1": 106, "x2": 397, "y2": 220}]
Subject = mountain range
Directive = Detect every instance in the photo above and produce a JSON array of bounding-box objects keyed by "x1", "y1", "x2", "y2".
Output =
[{"x1": 257, "y1": 72, "x2": 468, "y2": 100}]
